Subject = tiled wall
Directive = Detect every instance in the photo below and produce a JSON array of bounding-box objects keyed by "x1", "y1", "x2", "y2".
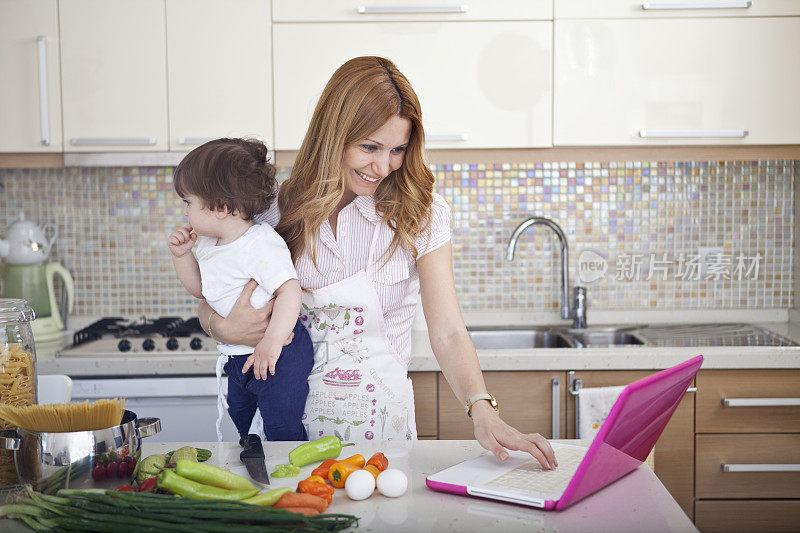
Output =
[
  {"x1": 0, "y1": 160, "x2": 796, "y2": 317},
  {"x1": 795, "y1": 175, "x2": 800, "y2": 313}
]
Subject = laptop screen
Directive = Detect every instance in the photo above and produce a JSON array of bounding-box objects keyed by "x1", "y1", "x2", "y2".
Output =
[{"x1": 557, "y1": 355, "x2": 703, "y2": 509}]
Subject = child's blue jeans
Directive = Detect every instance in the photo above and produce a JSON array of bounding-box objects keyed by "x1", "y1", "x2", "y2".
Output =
[{"x1": 223, "y1": 320, "x2": 313, "y2": 441}]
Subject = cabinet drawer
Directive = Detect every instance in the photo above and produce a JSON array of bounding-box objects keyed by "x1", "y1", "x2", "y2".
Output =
[
  {"x1": 274, "y1": 1, "x2": 551, "y2": 22},
  {"x1": 410, "y1": 372, "x2": 437, "y2": 437},
  {"x1": 556, "y1": 0, "x2": 800, "y2": 18},
  {"x1": 696, "y1": 434, "x2": 800, "y2": 499},
  {"x1": 695, "y1": 500, "x2": 800, "y2": 533},
  {"x1": 696, "y1": 370, "x2": 800, "y2": 433}
]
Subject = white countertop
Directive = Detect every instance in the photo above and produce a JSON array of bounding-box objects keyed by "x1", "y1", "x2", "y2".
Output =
[
  {"x1": 134, "y1": 439, "x2": 694, "y2": 533},
  {"x1": 38, "y1": 320, "x2": 800, "y2": 377}
]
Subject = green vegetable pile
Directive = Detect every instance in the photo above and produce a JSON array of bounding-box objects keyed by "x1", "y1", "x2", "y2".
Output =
[{"x1": 0, "y1": 485, "x2": 359, "y2": 532}]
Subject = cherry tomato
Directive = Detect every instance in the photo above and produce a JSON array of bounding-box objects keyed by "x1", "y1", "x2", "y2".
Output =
[{"x1": 106, "y1": 461, "x2": 119, "y2": 478}]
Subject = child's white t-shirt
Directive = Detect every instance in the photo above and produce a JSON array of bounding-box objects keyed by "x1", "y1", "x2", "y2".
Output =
[{"x1": 194, "y1": 223, "x2": 298, "y2": 356}]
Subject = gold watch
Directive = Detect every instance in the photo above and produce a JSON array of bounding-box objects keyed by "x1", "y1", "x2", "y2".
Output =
[{"x1": 465, "y1": 393, "x2": 499, "y2": 418}]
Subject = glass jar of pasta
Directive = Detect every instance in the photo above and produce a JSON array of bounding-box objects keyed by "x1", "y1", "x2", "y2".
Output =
[{"x1": 0, "y1": 298, "x2": 37, "y2": 485}]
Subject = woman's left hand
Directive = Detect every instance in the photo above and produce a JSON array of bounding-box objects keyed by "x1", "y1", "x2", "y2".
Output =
[{"x1": 470, "y1": 401, "x2": 558, "y2": 470}]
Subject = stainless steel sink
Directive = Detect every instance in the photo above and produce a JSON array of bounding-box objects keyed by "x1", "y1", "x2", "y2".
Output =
[
  {"x1": 564, "y1": 328, "x2": 646, "y2": 348},
  {"x1": 468, "y1": 327, "x2": 575, "y2": 349},
  {"x1": 467, "y1": 323, "x2": 794, "y2": 350}
]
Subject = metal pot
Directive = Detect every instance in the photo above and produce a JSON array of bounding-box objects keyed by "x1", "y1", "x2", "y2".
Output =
[{"x1": 0, "y1": 410, "x2": 160, "y2": 492}]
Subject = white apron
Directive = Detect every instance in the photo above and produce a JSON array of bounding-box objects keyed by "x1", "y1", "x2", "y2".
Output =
[{"x1": 300, "y1": 225, "x2": 417, "y2": 442}]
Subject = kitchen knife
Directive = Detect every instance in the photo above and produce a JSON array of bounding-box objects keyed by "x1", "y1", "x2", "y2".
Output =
[{"x1": 239, "y1": 434, "x2": 269, "y2": 485}]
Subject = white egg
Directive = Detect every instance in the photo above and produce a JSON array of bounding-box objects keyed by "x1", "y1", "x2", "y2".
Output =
[
  {"x1": 376, "y1": 469, "x2": 408, "y2": 498},
  {"x1": 344, "y1": 469, "x2": 376, "y2": 501}
]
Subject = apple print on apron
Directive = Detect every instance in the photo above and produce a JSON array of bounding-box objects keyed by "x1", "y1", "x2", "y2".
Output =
[{"x1": 300, "y1": 225, "x2": 416, "y2": 441}]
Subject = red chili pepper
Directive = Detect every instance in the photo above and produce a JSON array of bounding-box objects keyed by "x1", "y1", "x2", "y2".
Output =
[
  {"x1": 115, "y1": 485, "x2": 136, "y2": 492},
  {"x1": 138, "y1": 477, "x2": 158, "y2": 492}
]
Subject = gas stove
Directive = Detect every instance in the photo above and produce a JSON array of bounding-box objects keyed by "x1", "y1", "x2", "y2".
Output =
[{"x1": 58, "y1": 316, "x2": 216, "y2": 357}]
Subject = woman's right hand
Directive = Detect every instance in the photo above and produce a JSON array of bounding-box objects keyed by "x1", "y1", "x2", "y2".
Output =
[{"x1": 213, "y1": 280, "x2": 271, "y2": 346}]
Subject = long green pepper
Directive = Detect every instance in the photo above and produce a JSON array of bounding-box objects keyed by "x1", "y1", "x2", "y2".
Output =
[{"x1": 288, "y1": 435, "x2": 354, "y2": 467}]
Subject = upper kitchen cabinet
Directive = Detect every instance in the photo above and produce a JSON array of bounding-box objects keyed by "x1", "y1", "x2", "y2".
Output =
[
  {"x1": 60, "y1": 0, "x2": 168, "y2": 152},
  {"x1": 556, "y1": 0, "x2": 800, "y2": 19},
  {"x1": 0, "y1": 0, "x2": 62, "y2": 152},
  {"x1": 166, "y1": 0, "x2": 272, "y2": 151},
  {"x1": 273, "y1": 20, "x2": 553, "y2": 150},
  {"x1": 273, "y1": 0, "x2": 551, "y2": 21},
  {"x1": 554, "y1": 17, "x2": 800, "y2": 146}
]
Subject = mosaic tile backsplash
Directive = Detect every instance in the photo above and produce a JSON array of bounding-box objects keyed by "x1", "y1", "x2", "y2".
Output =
[{"x1": 0, "y1": 160, "x2": 796, "y2": 316}]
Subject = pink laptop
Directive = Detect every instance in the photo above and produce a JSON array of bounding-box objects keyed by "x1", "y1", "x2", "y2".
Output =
[{"x1": 426, "y1": 355, "x2": 703, "y2": 510}]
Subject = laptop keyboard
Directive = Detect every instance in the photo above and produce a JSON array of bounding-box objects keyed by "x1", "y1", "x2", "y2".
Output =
[{"x1": 483, "y1": 446, "x2": 588, "y2": 500}]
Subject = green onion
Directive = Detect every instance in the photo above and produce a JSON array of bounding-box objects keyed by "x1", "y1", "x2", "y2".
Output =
[{"x1": 0, "y1": 486, "x2": 359, "y2": 532}]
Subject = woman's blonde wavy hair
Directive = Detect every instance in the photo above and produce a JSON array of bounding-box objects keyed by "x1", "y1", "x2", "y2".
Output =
[{"x1": 275, "y1": 56, "x2": 435, "y2": 272}]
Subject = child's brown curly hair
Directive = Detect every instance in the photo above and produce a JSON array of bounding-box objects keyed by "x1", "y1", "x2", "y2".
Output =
[{"x1": 173, "y1": 138, "x2": 276, "y2": 221}]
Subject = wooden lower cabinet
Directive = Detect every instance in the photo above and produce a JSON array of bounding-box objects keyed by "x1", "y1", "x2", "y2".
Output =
[
  {"x1": 565, "y1": 370, "x2": 695, "y2": 520},
  {"x1": 437, "y1": 371, "x2": 566, "y2": 440},
  {"x1": 695, "y1": 500, "x2": 800, "y2": 533},
  {"x1": 409, "y1": 372, "x2": 438, "y2": 438},
  {"x1": 694, "y1": 369, "x2": 800, "y2": 532}
]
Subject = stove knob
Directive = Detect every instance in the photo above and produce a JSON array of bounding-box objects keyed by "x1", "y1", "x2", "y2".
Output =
[
  {"x1": 190, "y1": 337, "x2": 204, "y2": 351},
  {"x1": 142, "y1": 338, "x2": 156, "y2": 352},
  {"x1": 166, "y1": 337, "x2": 179, "y2": 351},
  {"x1": 118, "y1": 339, "x2": 132, "y2": 352}
]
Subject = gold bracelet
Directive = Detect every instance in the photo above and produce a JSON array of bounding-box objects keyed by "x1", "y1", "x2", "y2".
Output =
[{"x1": 206, "y1": 310, "x2": 220, "y2": 341}]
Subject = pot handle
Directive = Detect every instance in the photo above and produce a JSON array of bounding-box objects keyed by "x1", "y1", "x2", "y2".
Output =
[
  {"x1": 136, "y1": 418, "x2": 162, "y2": 439},
  {"x1": 0, "y1": 430, "x2": 21, "y2": 450}
]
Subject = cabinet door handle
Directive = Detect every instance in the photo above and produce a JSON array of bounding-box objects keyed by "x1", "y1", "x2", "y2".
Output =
[
  {"x1": 70, "y1": 138, "x2": 157, "y2": 146},
  {"x1": 357, "y1": 5, "x2": 468, "y2": 14},
  {"x1": 177, "y1": 137, "x2": 215, "y2": 146},
  {"x1": 36, "y1": 36, "x2": 50, "y2": 146},
  {"x1": 642, "y1": 1, "x2": 751, "y2": 9},
  {"x1": 723, "y1": 398, "x2": 800, "y2": 407},
  {"x1": 723, "y1": 464, "x2": 800, "y2": 472},
  {"x1": 551, "y1": 378, "x2": 560, "y2": 439},
  {"x1": 639, "y1": 129, "x2": 748, "y2": 138},
  {"x1": 427, "y1": 133, "x2": 469, "y2": 142}
]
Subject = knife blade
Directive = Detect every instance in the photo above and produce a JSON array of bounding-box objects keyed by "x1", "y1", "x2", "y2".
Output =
[{"x1": 239, "y1": 434, "x2": 269, "y2": 485}]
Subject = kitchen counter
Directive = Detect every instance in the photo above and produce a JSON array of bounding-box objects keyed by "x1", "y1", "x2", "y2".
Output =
[
  {"x1": 159, "y1": 439, "x2": 694, "y2": 532},
  {"x1": 39, "y1": 320, "x2": 800, "y2": 377},
  {"x1": 0, "y1": 440, "x2": 697, "y2": 532}
]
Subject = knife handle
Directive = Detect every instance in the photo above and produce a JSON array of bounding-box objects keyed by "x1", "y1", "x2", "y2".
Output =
[{"x1": 240, "y1": 434, "x2": 265, "y2": 460}]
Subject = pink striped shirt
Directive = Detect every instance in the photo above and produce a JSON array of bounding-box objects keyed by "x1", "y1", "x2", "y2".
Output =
[{"x1": 256, "y1": 192, "x2": 451, "y2": 368}]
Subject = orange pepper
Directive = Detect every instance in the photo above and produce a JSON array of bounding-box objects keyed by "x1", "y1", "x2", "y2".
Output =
[
  {"x1": 340, "y1": 454, "x2": 366, "y2": 468},
  {"x1": 310, "y1": 459, "x2": 337, "y2": 479},
  {"x1": 363, "y1": 465, "x2": 380, "y2": 480},
  {"x1": 328, "y1": 462, "x2": 361, "y2": 488},
  {"x1": 297, "y1": 476, "x2": 334, "y2": 505},
  {"x1": 365, "y1": 452, "x2": 388, "y2": 472}
]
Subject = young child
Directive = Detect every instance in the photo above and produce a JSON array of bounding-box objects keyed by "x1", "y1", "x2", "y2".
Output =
[{"x1": 167, "y1": 138, "x2": 313, "y2": 441}]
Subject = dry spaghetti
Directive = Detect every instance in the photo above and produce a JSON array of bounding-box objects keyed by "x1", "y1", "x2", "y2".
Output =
[
  {"x1": 0, "y1": 398, "x2": 126, "y2": 433},
  {"x1": 1, "y1": 343, "x2": 36, "y2": 484}
]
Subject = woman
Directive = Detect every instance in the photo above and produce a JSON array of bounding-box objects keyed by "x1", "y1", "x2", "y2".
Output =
[{"x1": 202, "y1": 56, "x2": 556, "y2": 469}]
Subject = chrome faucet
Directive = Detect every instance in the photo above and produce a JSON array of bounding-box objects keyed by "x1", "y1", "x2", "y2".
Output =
[{"x1": 506, "y1": 217, "x2": 587, "y2": 328}]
